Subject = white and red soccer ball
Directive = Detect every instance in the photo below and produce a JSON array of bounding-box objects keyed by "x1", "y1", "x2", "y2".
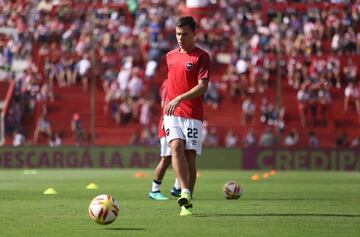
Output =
[
  {"x1": 89, "y1": 194, "x2": 120, "y2": 225},
  {"x1": 223, "y1": 181, "x2": 243, "y2": 199}
]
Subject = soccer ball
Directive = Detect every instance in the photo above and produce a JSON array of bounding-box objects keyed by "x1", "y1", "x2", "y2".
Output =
[
  {"x1": 223, "y1": 181, "x2": 242, "y2": 199},
  {"x1": 89, "y1": 194, "x2": 120, "y2": 225}
]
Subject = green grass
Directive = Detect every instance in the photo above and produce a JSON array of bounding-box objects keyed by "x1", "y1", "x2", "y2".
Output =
[{"x1": 0, "y1": 169, "x2": 359, "y2": 237}]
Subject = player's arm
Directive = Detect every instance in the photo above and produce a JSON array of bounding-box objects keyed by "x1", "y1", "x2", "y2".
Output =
[
  {"x1": 177, "y1": 78, "x2": 209, "y2": 100},
  {"x1": 165, "y1": 79, "x2": 208, "y2": 115}
]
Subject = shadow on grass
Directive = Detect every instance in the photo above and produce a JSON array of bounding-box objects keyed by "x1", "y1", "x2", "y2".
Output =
[
  {"x1": 105, "y1": 227, "x2": 145, "y2": 231},
  {"x1": 194, "y1": 213, "x2": 360, "y2": 218},
  {"x1": 247, "y1": 198, "x2": 337, "y2": 201},
  {"x1": 199, "y1": 198, "x2": 338, "y2": 201}
]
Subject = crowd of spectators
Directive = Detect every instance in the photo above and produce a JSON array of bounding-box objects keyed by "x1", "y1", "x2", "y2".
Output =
[{"x1": 1, "y1": 0, "x2": 360, "y2": 147}]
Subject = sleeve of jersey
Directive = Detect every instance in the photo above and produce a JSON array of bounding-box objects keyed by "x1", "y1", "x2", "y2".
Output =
[{"x1": 198, "y1": 52, "x2": 210, "y2": 81}]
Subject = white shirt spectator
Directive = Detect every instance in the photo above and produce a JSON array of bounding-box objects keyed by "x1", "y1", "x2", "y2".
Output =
[
  {"x1": 345, "y1": 84, "x2": 359, "y2": 98},
  {"x1": 225, "y1": 130, "x2": 238, "y2": 148},
  {"x1": 13, "y1": 132, "x2": 25, "y2": 146},
  {"x1": 145, "y1": 60, "x2": 158, "y2": 79},
  {"x1": 127, "y1": 76, "x2": 144, "y2": 98},
  {"x1": 117, "y1": 68, "x2": 131, "y2": 94},
  {"x1": 77, "y1": 58, "x2": 91, "y2": 76},
  {"x1": 284, "y1": 131, "x2": 299, "y2": 146},
  {"x1": 243, "y1": 129, "x2": 257, "y2": 147},
  {"x1": 242, "y1": 98, "x2": 256, "y2": 116},
  {"x1": 139, "y1": 100, "x2": 152, "y2": 125},
  {"x1": 235, "y1": 58, "x2": 248, "y2": 74}
]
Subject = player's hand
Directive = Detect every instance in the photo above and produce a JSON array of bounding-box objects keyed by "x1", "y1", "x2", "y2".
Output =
[{"x1": 165, "y1": 96, "x2": 182, "y2": 115}]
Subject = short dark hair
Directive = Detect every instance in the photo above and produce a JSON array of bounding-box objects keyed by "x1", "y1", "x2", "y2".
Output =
[{"x1": 176, "y1": 16, "x2": 196, "y2": 32}]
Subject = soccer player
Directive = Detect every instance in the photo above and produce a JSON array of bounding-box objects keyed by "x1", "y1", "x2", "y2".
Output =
[
  {"x1": 149, "y1": 80, "x2": 181, "y2": 200},
  {"x1": 148, "y1": 118, "x2": 181, "y2": 200},
  {"x1": 163, "y1": 16, "x2": 210, "y2": 216}
]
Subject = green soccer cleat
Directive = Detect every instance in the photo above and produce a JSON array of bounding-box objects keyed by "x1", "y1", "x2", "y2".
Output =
[
  {"x1": 177, "y1": 192, "x2": 192, "y2": 207},
  {"x1": 180, "y1": 206, "x2": 192, "y2": 216},
  {"x1": 149, "y1": 191, "x2": 169, "y2": 200},
  {"x1": 171, "y1": 187, "x2": 181, "y2": 197}
]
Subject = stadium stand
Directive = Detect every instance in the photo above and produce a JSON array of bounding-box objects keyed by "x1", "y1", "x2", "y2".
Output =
[{"x1": 1, "y1": 0, "x2": 359, "y2": 147}]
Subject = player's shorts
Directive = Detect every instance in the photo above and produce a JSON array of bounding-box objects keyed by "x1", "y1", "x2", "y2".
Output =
[
  {"x1": 160, "y1": 136, "x2": 171, "y2": 157},
  {"x1": 163, "y1": 115, "x2": 203, "y2": 155}
]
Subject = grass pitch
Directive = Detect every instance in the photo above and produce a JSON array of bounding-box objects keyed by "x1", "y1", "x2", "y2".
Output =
[{"x1": 0, "y1": 169, "x2": 359, "y2": 237}]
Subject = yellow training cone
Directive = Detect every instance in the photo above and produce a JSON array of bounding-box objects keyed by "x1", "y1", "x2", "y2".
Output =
[
  {"x1": 86, "y1": 183, "x2": 99, "y2": 190},
  {"x1": 270, "y1": 169, "x2": 277, "y2": 176},
  {"x1": 43, "y1": 188, "x2": 57, "y2": 195},
  {"x1": 263, "y1": 173, "x2": 270, "y2": 179},
  {"x1": 251, "y1": 174, "x2": 261, "y2": 181}
]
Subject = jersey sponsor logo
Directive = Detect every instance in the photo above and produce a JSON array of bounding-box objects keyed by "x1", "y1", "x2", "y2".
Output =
[
  {"x1": 166, "y1": 128, "x2": 170, "y2": 136},
  {"x1": 191, "y1": 139, "x2": 197, "y2": 146},
  {"x1": 185, "y1": 62, "x2": 194, "y2": 71}
]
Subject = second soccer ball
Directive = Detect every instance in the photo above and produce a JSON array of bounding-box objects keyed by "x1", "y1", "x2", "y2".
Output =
[{"x1": 223, "y1": 181, "x2": 243, "y2": 199}]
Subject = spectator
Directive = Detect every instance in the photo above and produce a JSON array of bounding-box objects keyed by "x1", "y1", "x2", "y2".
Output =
[
  {"x1": 222, "y1": 64, "x2": 247, "y2": 102},
  {"x1": 336, "y1": 131, "x2": 350, "y2": 148},
  {"x1": 204, "y1": 127, "x2": 219, "y2": 147},
  {"x1": 74, "y1": 54, "x2": 91, "y2": 91},
  {"x1": 317, "y1": 86, "x2": 332, "y2": 125},
  {"x1": 13, "y1": 130, "x2": 26, "y2": 146},
  {"x1": 71, "y1": 113, "x2": 87, "y2": 145},
  {"x1": 204, "y1": 81, "x2": 220, "y2": 109},
  {"x1": 344, "y1": 82, "x2": 360, "y2": 112},
  {"x1": 127, "y1": 67, "x2": 144, "y2": 106},
  {"x1": 139, "y1": 127, "x2": 152, "y2": 146},
  {"x1": 297, "y1": 82, "x2": 311, "y2": 127},
  {"x1": 350, "y1": 136, "x2": 360, "y2": 148},
  {"x1": 259, "y1": 127, "x2": 277, "y2": 147},
  {"x1": 224, "y1": 130, "x2": 238, "y2": 148},
  {"x1": 139, "y1": 98, "x2": 153, "y2": 125},
  {"x1": 343, "y1": 58, "x2": 358, "y2": 84},
  {"x1": 114, "y1": 98, "x2": 133, "y2": 125},
  {"x1": 49, "y1": 133, "x2": 63, "y2": 147},
  {"x1": 201, "y1": 120, "x2": 209, "y2": 145},
  {"x1": 33, "y1": 113, "x2": 52, "y2": 144},
  {"x1": 260, "y1": 98, "x2": 273, "y2": 124},
  {"x1": 243, "y1": 129, "x2": 257, "y2": 147},
  {"x1": 268, "y1": 104, "x2": 286, "y2": 133},
  {"x1": 283, "y1": 129, "x2": 299, "y2": 146},
  {"x1": 308, "y1": 130, "x2": 320, "y2": 147},
  {"x1": 241, "y1": 96, "x2": 256, "y2": 125}
]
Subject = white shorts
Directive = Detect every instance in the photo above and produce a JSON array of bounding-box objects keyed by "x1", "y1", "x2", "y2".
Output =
[
  {"x1": 160, "y1": 136, "x2": 171, "y2": 157},
  {"x1": 163, "y1": 115, "x2": 203, "y2": 155}
]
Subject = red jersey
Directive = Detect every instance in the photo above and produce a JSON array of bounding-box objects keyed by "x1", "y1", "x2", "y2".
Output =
[
  {"x1": 166, "y1": 47, "x2": 210, "y2": 121},
  {"x1": 158, "y1": 79, "x2": 168, "y2": 138},
  {"x1": 160, "y1": 79, "x2": 168, "y2": 104},
  {"x1": 158, "y1": 118, "x2": 165, "y2": 138}
]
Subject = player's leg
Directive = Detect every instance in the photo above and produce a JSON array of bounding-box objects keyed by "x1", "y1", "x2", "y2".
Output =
[
  {"x1": 170, "y1": 138, "x2": 190, "y2": 194},
  {"x1": 154, "y1": 156, "x2": 171, "y2": 182},
  {"x1": 149, "y1": 156, "x2": 171, "y2": 200},
  {"x1": 171, "y1": 178, "x2": 181, "y2": 197},
  {"x1": 182, "y1": 118, "x2": 203, "y2": 200},
  {"x1": 164, "y1": 115, "x2": 192, "y2": 215},
  {"x1": 185, "y1": 150, "x2": 197, "y2": 196},
  {"x1": 170, "y1": 138, "x2": 192, "y2": 216},
  {"x1": 149, "y1": 136, "x2": 171, "y2": 200}
]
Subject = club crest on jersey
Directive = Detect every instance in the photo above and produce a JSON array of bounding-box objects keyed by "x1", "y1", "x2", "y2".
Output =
[{"x1": 185, "y1": 62, "x2": 194, "y2": 71}]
